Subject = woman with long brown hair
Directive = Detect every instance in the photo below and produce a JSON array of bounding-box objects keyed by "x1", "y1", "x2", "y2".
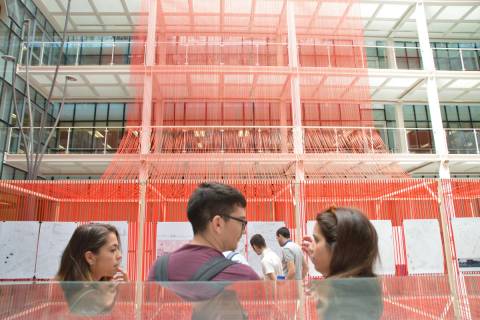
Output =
[
  {"x1": 56, "y1": 223, "x2": 127, "y2": 282},
  {"x1": 303, "y1": 207, "x2": 383, "y2": 319},
  {"x1": 56, "y1": 223, "x2": 128, "y2": 315},
  {"x1": 302, "y1": 206, "x2": 379, "y2": 278}
]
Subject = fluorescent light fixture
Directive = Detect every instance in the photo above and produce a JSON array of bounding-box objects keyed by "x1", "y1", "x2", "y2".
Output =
[
  {"x1": 94, "y1": 130, "x2": 104, "y2": 138},
  {"x1": 194, "y1": 130, "x2": 205, "y2": 137}
]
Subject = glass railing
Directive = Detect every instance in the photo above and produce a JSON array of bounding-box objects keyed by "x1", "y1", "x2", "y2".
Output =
[
  {"x1": 432, "y1": 47, "x2": 480, "y2": 71},
  {"x1": 446, "y1": 128, "x2": 480, "y2": 154},
  {"x1": 0, "y1": 277, "x2": 477, "y2": 319},
  {"x1": 19, "y1": 40, "x2": 480, "y2": 71},
  {"x1": 6, "y1": 126, "x2": 439, "y2": 155}
]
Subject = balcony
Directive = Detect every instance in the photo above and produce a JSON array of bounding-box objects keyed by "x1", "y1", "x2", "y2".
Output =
[
  {"x1": 21, "y1": 40, "x2": 480, "y2": 72},
  {"x1": 5, "y1": 125, "x2": 436, "y2": 156}
]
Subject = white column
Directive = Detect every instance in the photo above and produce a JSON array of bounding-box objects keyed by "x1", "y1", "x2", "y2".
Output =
[
  {"x1": 136, "y1": 0, "x2": 156, "y2": 295},
  {"x1": 287, "y1": 1, "x2": 305, "y2": 247},
  {"x1": 416, "y1": 4, "x2": 470, "y2": 318},
  {"x1": 415, "y1": 2, "x2": 448, "y2": 158},
  {"x1": 386, "y1": 39, "x2": 397, "y2": 69}
]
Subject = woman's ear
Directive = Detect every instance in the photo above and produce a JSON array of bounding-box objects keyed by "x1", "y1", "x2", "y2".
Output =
[{"x1": 84, "y1": 251, "x2": 96, "y2": 267}]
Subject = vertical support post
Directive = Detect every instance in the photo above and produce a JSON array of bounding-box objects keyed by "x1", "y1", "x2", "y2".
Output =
[
  {"x1": 103, "y1": 128, "x2": 108, "y2": 154},
  {"x1": 66, "y1": 128, "x2": 71, "y2": 154},
  {"x1": 386, "y1": 39, "x2": 398, "y2": 69},
  {"x1": 416, "y1": 2, "x2": 470, "y2": 318},
  {"x1": 111, "y1": 43, "x2": 115, "y2": 65},
  {"x1": 459, "y1": 49, "x2": 465, "y2": 71},
  {"x1": 474, "y1": 129, "x2": 479, "y2": 154},
  {"x1": 135, "y1": 0, "x2": 157, "y2": 318},
  {"x1": 395, "y1": 104, "x2": 408, "y2": 153},
  {"x1": 286, "y1": 8, "x2": 308, "y2": 315},
  {"x1": 287, "y1": 0, "x2": 305, "y2": 243}
]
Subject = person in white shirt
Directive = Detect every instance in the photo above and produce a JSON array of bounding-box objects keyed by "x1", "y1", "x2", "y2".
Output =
[
  {"x1": 250, "y1": 234, "x2": 283, "y2": 280},
  {"x1": 223, "y1": 250, "x2": 250, "y2": 266}
]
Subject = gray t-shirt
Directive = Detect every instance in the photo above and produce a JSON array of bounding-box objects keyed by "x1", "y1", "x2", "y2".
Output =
[{"x1": 281, "y1": 240, "x2": 304, "y2": 280}]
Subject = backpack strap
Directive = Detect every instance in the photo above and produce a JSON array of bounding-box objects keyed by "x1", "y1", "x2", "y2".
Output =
[
  {"x1": 152, "y1": 254, "x2": 170, "y2": 281},
  {"x1": 226, "y1": 251, "x2": 238, "y2": 260},
  {"x1": 189, "y1": 256, "x2": 237, "y2": 281}
]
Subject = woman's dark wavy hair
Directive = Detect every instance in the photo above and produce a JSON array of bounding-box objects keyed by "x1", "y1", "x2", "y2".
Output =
[
  {"x1": 56, "y1": 223, "x2": 120, "y2": 281},
  {"x1": 316, "y1": 206, "x2": 378, "y2": 278}
]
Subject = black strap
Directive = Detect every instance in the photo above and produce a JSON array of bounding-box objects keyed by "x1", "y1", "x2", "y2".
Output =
[
  {"x1": 226, "y1": 251, "x2": 238, "y2": 260},
  {"x1": 190, "y1": 256, "x2": 237, "y2": 281},
  {"x1": 152, "y1": 254, "x2": 236, "y2": 281},
  {"x1": 153, "y1": 254, "x2": 170, "y2": 281}
]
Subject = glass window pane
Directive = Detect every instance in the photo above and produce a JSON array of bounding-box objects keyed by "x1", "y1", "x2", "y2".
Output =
[
  {"x1": 95, "y1": 103, "x2": 108, "y2": 121},
  {"x1": 108, "y1": 103, "x2": 125, "y2": 121},
  {"x1": 74, "y1": 104, "x2": 95, "y2": 121},
  {"x1": 445, "y1": 106, "x2": 459, "y2": 121},
  {"x1": 404, "y1": 105, "x2": 415, "y2": 121},
  {"x1": 60, "y1": 103, "x2": 74, "y2": 121},
  {"x1": 470, "y1": 106, "x2": 480, "y2": 121},
  {"x1": 458, "y1": 106, "x2": 471, "y2": 121},
  {"x1": 414, "y1": 106, "x2": 428, "y2": 121}
]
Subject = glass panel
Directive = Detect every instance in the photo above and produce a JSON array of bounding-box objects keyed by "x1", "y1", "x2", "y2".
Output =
[
  {"x1": 445, "y1": 106, "x2": 459, "y2": 121},
  {"x1": 108, "y1": 104, "x2": 125, "y2": 121},
  {"x1": 74, "y1": 104, "x2": 95, "y2": 121},
  {"x1": 79, "y1": 41, "x2": 101, "y2": 65}
]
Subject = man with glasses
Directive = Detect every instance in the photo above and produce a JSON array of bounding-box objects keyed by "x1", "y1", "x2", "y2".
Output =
[{"x1": 149, "y1": 182, "x2": 259, "y2": 281}]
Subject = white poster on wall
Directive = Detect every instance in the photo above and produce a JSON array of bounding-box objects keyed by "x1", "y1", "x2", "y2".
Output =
[
  {"x1": 404, "y1": 219, "x2": 444, "y2": 274},
  {"x1": 95, "y1": 221, "x2": 129, "y2": 270},
  {"x1": 246, "y1": 221, "x2": 285, "y2": 278},
  {"x1": 452, "y1": 218, "x2": 480, "y2": 272},
  {"x1": 35, "y1": 222, "x2": 78, "y2": 279},
  {"x1": 156, "y1": 222, "x2": 193, "y2": 258},
  {"x1": 370, "y1": 220, "x2": 395, "y2": 275},
  {"x1": 0, "y1": 221, "x2": 39, "y2": 279},
  {"x1": 306, "y1": 220, "x2": 323, "y2": 277}
]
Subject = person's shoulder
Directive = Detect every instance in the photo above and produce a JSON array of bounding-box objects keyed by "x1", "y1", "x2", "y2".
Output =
[{"x1": 220, "y1": 263, "x2": 260, "y2": 281}]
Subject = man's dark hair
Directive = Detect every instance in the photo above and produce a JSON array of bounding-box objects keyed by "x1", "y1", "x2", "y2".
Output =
[
  {"x1": 250, "y1": 234, "x2": 266, "y2": 248},
  {"x1": 276, "y1": 227, "x2": 290, "y2": 239},
  {"x1": 187, "y1": 182, "x2": 247, "y2": 234}
]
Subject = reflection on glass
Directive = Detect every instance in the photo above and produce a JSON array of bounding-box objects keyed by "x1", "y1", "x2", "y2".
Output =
[
  {"x1": 60, "y1": 281, "x2": 118, "y2": 316},
  {"x1": 310, "y1": 278, "x2": 383, "y2": 320}
]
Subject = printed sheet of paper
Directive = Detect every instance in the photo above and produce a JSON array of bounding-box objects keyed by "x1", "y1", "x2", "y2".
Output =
[
  {"x1": 156, "y1": 222, "x2": 193, "y2": 257},
  {"x1": 404, "y1": 219, "x2": 444, "y2": 274},
  {"x1": 35, "y1": 222, "x2": 78, "y2": 279},
  {"x1": 452, "y1": 218, "x2": 480, "y2": 272},
  {"x1": 0, "y1": 222, "x2": 39, "y2": 279},
  {"x1": 370, "y1": 220, "x2": 395, "y2": 275}
]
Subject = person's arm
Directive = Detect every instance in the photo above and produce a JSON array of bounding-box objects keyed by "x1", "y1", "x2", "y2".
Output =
[
  {"x1": 286, "y1": 261, "x2": 296, "y2": 280},
  {"x1": 302, "y1": 256, "x2": 308, "y2": 279},
  {"x1": 265, "y1": 272, "x2": 276, "y2": 280}
]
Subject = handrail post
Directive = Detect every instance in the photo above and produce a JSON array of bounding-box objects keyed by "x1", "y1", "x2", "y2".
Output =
[
  {"x1": 334, "y1": 127, "x2": 338, "y2": 153},
  {"x1": 369, "y1": 128, "x2": 374, "y2": 152},
  {"x1": 403, "y1": 128, "x2": 409, "y2": 153},
  {"x1": 5, "y1": 126, "x2": 13, "y2": 155},
  {"x1": 474, "y1": 129, "x2": 479, "y2": 154},
  {"x1": 66, "y1": 128, "x2": 71, "y2": 154},
  {"x1": 220, "y1": 129, "x2": 224, "y2": 153},
  {"x1": 104, "y1": 128, "x2": 108, "y2": 154},
  {"x1": 459, "y1": 48, "x2": 465, "y2": 71},
  {"x1": 111, "y1": 43, "x2": 115, "y2": 65},
  {"x1": 327, "y1": 45, "x2": 331, "y2": 67},
  {"x1": 182, "y1": 129, "x2": 187, "y2": 153}
]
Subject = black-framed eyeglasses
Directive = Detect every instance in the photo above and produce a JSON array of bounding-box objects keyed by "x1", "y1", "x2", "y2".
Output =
[{"x1": 218, "y1": 214, "x2": 248, "y2": 229}]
